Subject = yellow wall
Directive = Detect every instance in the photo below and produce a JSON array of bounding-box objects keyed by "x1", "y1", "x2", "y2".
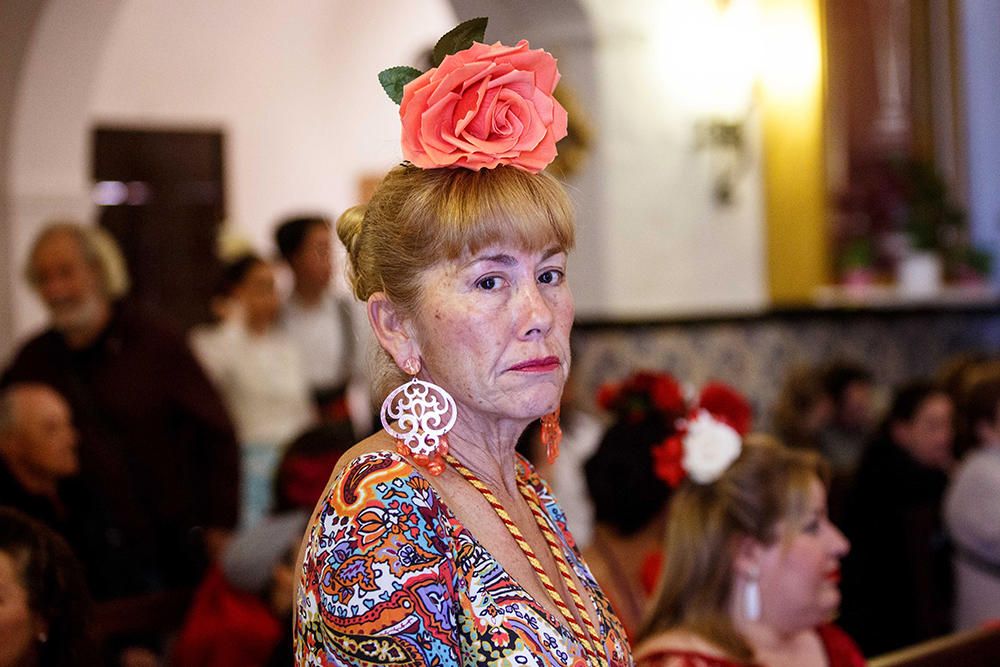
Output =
[{"x1": 759, "y1": 0, "x2": 829, "y2": 303}]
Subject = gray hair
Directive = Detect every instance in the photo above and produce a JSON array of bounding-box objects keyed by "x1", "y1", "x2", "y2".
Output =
[{"x1": 24, "y1": 221, "x2": 130, "y2": 299}]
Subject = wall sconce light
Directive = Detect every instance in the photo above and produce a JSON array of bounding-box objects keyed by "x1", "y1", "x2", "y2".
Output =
[
  {"x1": 690, "y1": 0, "x2": 759, "y2": 206},
  {"x1": 696, "y1": 117, "x2": 749, "y2": 206}
]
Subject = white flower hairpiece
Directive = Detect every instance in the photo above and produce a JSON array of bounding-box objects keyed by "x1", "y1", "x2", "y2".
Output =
[{"x1": 680, "y1": 409, "x2": 742, "y2": 484}]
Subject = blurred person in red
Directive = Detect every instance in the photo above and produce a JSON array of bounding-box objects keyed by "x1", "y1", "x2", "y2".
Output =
[
  {"x1": 174, "y1": 422, "x2": 354, "y2": 667},
  {"x1": 633, "y1": 436, "x2": 861, "y2": 667}
]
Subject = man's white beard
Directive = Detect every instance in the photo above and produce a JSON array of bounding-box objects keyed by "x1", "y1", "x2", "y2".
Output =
[{"x1": 50, "y1": 292, "x2": 106, "y2": 338}]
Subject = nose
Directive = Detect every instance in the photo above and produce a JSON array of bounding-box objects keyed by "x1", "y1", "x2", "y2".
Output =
[
  {"x1": 517, "y1": 282, "x2": 554, "y2": 339},
  {"x1": 829, "y1": 523, "x2": 850, "y2": 558}
]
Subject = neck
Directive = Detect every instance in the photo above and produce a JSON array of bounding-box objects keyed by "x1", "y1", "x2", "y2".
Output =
[
  {"x1": 245, "y1": 317, "x2": 270, "y2": 336},
  {"x1": 446, "y1": 418, "x2": 528, "y2": 498},
  {"x1": 63, "y1": 301, "x2": 112, "y2": 349},
  {"x1": 7, "y1": 461, "x2": 59, "y2": 499},
  {"x1": 729, "y1": 589, "x2": 809, "y2": 649},
  {"x1": 594, "y1": 521, "x2": 663, "y2": 568},
  {"x1": 294, "y1": 282, "x2": 325, "y2": 307}
]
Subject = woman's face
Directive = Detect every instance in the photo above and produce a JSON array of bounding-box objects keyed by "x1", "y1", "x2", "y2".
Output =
[
  {"x1": 291, "y1": 224, "x2": 333, "y2": 291},
  {"x1": 757, "y1": 477, "x2": 850, "y2": 631},
  {"x1": 409, "y1": 244, "x2": 573, "y2": 425},
  {"x1": 0, "y1": 551, "x2": 38, "y2": 667},
  {"x1": 893, "y1": 393, "x2": 954, "y2": 470},
  {"x1": 237, "y1": 261, "x2": 281, "y2": 330}
]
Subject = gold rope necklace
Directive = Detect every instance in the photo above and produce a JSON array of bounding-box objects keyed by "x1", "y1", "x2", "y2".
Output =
[{"x1": 444, "y1": 453, "x2": 607, "y2": 666}]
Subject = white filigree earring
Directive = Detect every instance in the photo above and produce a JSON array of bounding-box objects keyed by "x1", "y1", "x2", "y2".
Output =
[{"x1": 380, "y1": 359, "x2": 457, "y2": 475}]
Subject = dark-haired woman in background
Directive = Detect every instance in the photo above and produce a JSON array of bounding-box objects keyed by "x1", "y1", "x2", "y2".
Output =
[
  {"x1": 583, "y1": 371, "x2": 687, "y2": 640},
  {"x1": 191, "y1": 253, "x2": 314, "y2": 528},
  {"x1": 584, "y1": 373, "x2": 754, "y2": 641},
  {"x1": 839, "y1": 380, "x2": 955, "y2": 655},
  {"x1": 0, "y1": 507, "x2": 99, "y2": 666}
]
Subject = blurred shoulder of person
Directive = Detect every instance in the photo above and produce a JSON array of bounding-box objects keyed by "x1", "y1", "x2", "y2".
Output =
[{"x1": 945, "y1": 369, "x2": 1000, "y2": 630}]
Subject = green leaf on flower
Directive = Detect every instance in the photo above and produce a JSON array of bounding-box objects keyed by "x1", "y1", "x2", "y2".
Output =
[
  {"x1": 431, "y1": 17, "x2": 488, "y2": 67},
  {"x1": 378, "y1": 66, "x2": 424, "y2": 105}
]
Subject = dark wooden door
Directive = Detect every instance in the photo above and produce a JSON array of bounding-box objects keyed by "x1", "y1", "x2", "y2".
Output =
[{"x1": 92, "y1": 127, "x2": 225, "y2": 330}]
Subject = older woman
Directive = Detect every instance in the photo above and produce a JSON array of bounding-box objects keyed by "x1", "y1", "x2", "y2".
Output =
[
  {"x1": 633, "y1": 434, "x2": 863, "y2": 667},
  {"x1": 295, "y1": 22, "x2": 631, "y2": 667}
]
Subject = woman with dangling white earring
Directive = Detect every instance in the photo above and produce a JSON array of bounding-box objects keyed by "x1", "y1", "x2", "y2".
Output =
[{"x1": 633, "y1": 434, "x2": 863, "y2": 667}]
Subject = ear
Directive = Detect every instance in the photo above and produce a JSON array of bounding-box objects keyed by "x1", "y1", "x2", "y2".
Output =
[
  {"x1": 891, "y1": 421, "x2": 911, "y2": 449},
  {"x1": 732, "y1": 534, "x2": 765, "y2": 579},
  {"x1": 367, "y1": 292, "x2": 420, "y2": 372}
]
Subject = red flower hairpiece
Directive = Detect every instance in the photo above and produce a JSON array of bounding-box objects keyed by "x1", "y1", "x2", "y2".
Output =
[
  {"x1": 596, "y1": 370, "x2": 686, "y2": 423},
  {"x1": 697, "y1": 382, "x2": 752, "y2": 436},
  {"x1": 649, "y1": 380, "x2": 753, "y2": 487}
]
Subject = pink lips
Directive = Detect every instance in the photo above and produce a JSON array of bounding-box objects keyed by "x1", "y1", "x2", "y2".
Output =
[{"x1": 509, "y1": 356, "x2": 560, "y2": 372}]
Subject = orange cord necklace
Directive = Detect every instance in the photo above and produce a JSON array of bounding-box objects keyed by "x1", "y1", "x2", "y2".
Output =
[{"x1": 444, "y1": 453, "x2": 607, "y2": 666}]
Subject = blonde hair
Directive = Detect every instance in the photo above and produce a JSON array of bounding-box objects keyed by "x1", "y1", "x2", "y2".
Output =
[
  {"x1": 25, "y1": 222, "x2": 130, "y2": 299},
  {"x1": 638, "y1": 435, "x2": 829, "y2": 662},
  {"x1": 337, "y1": 165, "x2": 575, "y2": 398}
]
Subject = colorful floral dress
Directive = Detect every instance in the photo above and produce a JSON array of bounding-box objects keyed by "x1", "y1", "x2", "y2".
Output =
[{"x1": 295, "y1": 450, "x2": 633, "y2": 666}]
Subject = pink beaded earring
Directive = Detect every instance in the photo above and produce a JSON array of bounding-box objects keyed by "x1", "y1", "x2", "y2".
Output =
[{"x1": 380, "y1": 359, "x2": 457, "y2": 475}]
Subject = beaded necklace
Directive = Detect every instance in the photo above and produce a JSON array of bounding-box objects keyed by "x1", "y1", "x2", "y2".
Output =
[{"x1": 444, "y1": 453, "x2": 607, "y2": 666}]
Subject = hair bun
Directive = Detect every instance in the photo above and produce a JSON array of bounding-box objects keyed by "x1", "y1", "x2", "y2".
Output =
[{"x1": 336, "y1": 205, "x2": 368, "y2": 300}]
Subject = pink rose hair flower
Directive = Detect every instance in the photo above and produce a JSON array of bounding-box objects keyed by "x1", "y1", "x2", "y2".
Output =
[{"x1": 399, "y1": 40, "x2": 568, "y2": 173}]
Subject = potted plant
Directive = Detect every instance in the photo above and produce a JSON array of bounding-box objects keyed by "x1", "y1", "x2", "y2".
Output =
[{"x1": 893, "y1": 158, "x2": 964, "y2": 295}]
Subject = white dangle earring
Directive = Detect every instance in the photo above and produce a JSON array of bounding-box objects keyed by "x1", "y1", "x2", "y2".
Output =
[
  {"x1": 743, "y1": 572, "x2": 762, "y2": 622},
  {"x1": 380, "y1": 358, "x2": 457, "y2": 476}
]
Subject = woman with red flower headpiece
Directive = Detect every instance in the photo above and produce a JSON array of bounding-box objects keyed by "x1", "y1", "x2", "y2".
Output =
[
  {"x1": 585, "y1": 374, "x2": 754, "y2": 641},
  {"x1": 583, "y1": 371, "x2": 687, "y2": 641},
  {"x1": 294, "y1": 20, "x2": 631, "y2": 667}
]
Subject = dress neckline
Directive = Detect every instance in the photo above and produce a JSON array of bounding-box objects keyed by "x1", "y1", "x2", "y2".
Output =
[{"x1": 339, "y1": 450, "x2": 614, "y2": 662}]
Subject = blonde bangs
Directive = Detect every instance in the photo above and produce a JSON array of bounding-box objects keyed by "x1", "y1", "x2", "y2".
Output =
[{"x1": 400, "y1": 166, "x2": 575, "y2": 261}]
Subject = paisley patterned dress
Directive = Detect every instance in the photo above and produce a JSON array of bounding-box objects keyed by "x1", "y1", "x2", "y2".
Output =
[{"x1": 295, "y1": 450, "x2": 633, "y2": 666}]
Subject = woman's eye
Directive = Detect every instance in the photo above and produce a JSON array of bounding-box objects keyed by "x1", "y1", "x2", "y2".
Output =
[
  {"x1": 538, "y1": 269, "x2": 564, "y2": 285},
  {"x1": 476, "y1": 276, "x2": 501, "y2": 290}
]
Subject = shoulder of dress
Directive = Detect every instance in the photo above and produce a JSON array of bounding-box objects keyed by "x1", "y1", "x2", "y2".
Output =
[{"x1": 317, "y1": 448, "x2": 444, "y2": 518}]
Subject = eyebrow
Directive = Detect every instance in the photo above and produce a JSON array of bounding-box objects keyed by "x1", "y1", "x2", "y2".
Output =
[{"x1": 465, "y1": 247, "x2": 564, "y2": 268}]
